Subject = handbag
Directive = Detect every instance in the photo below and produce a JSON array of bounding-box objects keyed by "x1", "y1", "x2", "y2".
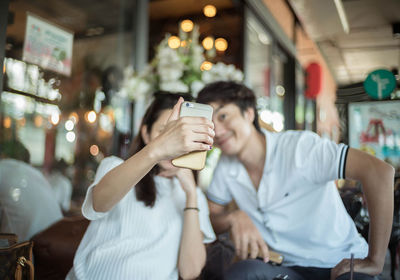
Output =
[{"x1": 0, "y1": 233, "x2": 34, "y2": 280}]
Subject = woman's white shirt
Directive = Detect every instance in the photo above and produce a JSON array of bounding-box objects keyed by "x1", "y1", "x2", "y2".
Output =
[{"x1": 67, "y1": 156, "x2": 216, "y2": 280}]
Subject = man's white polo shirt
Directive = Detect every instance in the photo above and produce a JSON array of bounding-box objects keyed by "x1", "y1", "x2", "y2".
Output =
[{"x1": 207, "y1": 130, "x2": 368, "y2": 268}]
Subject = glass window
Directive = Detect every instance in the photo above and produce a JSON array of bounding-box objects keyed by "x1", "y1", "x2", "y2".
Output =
[
  {"x1": 245, "y1": 10, "x2": 286, "y2": 132},
  {"x1": 270, "y1": 48, "x2": 286, "y2": 131},
  {"x1": 245, "y1": 15, "x2": 272, "y2": 98},
  {"x1": 2, "y1": 0, "x2": 135, "y2": 210}
]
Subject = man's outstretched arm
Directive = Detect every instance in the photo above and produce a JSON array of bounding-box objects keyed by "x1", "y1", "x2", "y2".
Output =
[{"x1": 331, "y1": 148, "x2": 394, "y2": 279}]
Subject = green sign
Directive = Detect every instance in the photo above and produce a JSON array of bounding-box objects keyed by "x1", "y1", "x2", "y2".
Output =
[{"x1": 363, "y1": 69, "x2": 396, "y2": 100}]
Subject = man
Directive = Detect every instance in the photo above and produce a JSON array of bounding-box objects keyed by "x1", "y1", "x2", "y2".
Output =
[{"x1": 197, "y1": 81, "x2": 394, "y2": 280}]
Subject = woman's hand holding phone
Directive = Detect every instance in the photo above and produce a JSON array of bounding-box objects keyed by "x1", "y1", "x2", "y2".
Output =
[
  {"x1": 148, "y1": 98, "x2": 215, "y2": 163},
  {"x1": 171, "y1": 101, "x2": 214, "y2": 170}
]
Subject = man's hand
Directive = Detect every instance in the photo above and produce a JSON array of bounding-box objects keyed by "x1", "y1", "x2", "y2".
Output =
[
  {"x1": 229, "y1": 210, "x2": 270, "y2": 262},
  {"x1": 330, "y1": 256, "x2": 383, "y2": 280}
]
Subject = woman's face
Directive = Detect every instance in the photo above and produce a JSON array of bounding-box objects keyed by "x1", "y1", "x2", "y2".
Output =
[{"x1": 144, "y1": 109, "x2": 179, "y2": 172}]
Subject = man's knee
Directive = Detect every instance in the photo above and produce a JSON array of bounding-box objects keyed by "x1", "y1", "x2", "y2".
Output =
[
  {"x1": 224, "y1": 259, "x2": 273, "y2": 280},
  {"x1": 224, "y1": 259, "x2": 301, "y2": 280}
]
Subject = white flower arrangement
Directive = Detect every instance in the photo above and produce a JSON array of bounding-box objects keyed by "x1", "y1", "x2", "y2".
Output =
[
  {"x1": 120, "y1": 24, "x2": 244, "y2": 100},
  {"x1": 202, "y1": 62, "x2": 243, "y2": 84},
  {"x1": 118, "y1": 66, "x2": 153, "y2": 101}
]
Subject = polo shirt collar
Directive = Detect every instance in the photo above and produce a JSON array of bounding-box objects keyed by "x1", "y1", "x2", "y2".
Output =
[{"x1": 227, "y1": 129, "x2": 275, "y2": 189}]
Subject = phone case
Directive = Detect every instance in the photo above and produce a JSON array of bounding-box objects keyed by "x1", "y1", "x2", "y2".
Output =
[
  {"x1": 251, "y1": 249, "x2": 283, "y2": 264},
  {"x1": 171, "y1": 102, "x2": 213, "y2": 170},
  {"x1": 237, "y1": 248, "x2": 283, "y2": 265},
  {"x1": 267, "y1": 250, "x2": 283, "y2": 264}
]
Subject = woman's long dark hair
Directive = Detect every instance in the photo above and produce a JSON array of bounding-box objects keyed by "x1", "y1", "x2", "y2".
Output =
[{"x1": 126, "y1": 91, "x2": 193, "y2": 207}]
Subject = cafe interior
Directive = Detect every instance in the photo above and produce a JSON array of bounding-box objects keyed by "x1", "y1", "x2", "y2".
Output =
[{"x1": 0, "y1": 0, "x2": 400, "y2": 279}]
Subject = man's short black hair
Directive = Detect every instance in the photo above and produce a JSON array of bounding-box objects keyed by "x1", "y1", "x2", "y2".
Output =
[{"x1": 196, "y1": 81, "x2": 261, "y2": 131}]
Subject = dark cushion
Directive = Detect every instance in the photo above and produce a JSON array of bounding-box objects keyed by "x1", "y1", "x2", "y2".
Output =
[
  {"x1": 31, "y1": 216, "x2": 89, "y2": 280},
  {"x1": 200, "y1": 233, "x2": 235, "y2": 280}
]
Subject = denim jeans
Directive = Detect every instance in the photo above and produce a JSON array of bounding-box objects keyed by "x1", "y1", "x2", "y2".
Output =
[{"x1": 224, "y1": 259, "x2": 380, "y2": 280}]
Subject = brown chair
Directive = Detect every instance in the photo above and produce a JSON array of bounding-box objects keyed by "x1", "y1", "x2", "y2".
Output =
[
  {"x1": 31, "y1": 216, "x2": 89, "y2": 280},
  {"x1": 0, "y1": 233, "x2": 34, "y2": 280}
]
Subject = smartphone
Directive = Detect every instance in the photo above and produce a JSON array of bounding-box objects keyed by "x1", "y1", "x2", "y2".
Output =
[
  {"x1": 255, "y1": 250, "x2": 283, "y2": 265},
  {"x1": 239, "y1": 248, "x2": 283, "y2": 265},
  {"x1": 267, "y1": 250, "x2": 284, "y2": 265},
  {"x1": 171, "y1": 101, "x2": 214, "y2": 170}
]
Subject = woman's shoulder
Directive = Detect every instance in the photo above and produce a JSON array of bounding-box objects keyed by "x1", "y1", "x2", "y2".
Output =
[
  {"x1": 101, "y1": 156, "x2": 124, "y2": 166},
  {"x1": 98, "y1": 156, "x2": 124, "y2": 170},
  {"x1": 94, "y1": 156, "x2": 124, "y2": 182}
]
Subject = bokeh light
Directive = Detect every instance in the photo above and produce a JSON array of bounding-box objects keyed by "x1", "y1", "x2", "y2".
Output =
[
  {"x1": 90, "y1": 144, "x2": 99, "y2": 156},
  {"x1": 203, "y1": 5, "x2": 217, "y2": 17},
  {"x1": 168, "y1": 36, "x2": 181, "y2": 49},
  {"x1": 180, "y1": 19, "x2": 194, "y2": 32},
  {"x1": 215, "y1": 38, "x2": 228, "y2": 52},
  {"x1": 202, "y1": 37, "x2": 214, "y2": 50},
  {"x1": 200, "y1": 61, "x2": 213, "y2": 71}
]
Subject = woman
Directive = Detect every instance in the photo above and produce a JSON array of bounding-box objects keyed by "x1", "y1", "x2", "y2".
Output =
[{"x1": 67, "y1": 92, "x2": 216, "y2": 280}]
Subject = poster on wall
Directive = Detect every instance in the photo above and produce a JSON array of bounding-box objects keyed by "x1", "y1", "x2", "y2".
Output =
[
  {"x1": 348, "y1": 100, "x2": 400, "y2": 172},
  {"x1": 23, "y1": 13, "x2": 74, "y2": 76}
]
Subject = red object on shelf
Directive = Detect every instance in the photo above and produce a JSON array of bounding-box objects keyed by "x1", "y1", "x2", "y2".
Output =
[
  {"x1": 360, "y1": 119, "x2": 386, "y2": 144},
  {"x1": 305, "y1": 62, "x2": 322, "y2": 99}
]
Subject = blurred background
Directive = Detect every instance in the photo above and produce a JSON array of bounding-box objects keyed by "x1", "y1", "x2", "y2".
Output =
[
  {"x1": 0, "y1": 2, "x2": 399, "y2": 277},
  {"x1": 1, "y1": 0, "x2": 400, "y2": 213}
]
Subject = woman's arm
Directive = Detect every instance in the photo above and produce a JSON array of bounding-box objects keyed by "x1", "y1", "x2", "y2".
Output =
[
  {"x1": 176, "y1": 170, "x2": 206, "y2": 280},
  {"x1": 92, "y1": 144, "x2": 161, "y2": 212},
  {"x1": 92, "y1": 99, "x2": 214, "y2": 213}
]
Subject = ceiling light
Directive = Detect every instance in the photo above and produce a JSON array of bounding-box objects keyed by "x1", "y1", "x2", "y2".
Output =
[
  {"x1": 215, "y1": 38, "x2": 228, "y2": 52},
  {"x1": 90, "y1": 145, "x2": 99, "y2": 156},
  {"x1": 50, "y1": 113, "x2": 60, "y2": 125},
  {"x1": 203, "y1": 5, "x2": 217, "y2": 17},
  {"x1": 168, "y1": 36, "x2": 181, "y2": 49},
  {"x1": 276, "y1": 85, "x2": 285, "y2": 97},
  {"x1": 86, "y1": 111, "x2": 97, "y2": 123},
  {"x1": 200, "y1": 61, "x2": 213, "y2": 71},
  {"x1": 3, "y1": 117, "x2": 11, "y2": 128},
  {"x1": 181, "y1": 19, "x2": 194, "y2": 32},
  {"x1": 333, "y1": 0, "x2": 350, "y2": 34},
  {"x1": 66, "y1": 131, "x2": 76, "y2": 142},
  {"x1": 69, "y1": 112, "x2": 79, "y2": 124},
  {"x1": 202, "y1": 37, "x2": 214, "y2": 50},
  {"x1": 65, "y1": 120, "x2": 74, "y2": 131}
]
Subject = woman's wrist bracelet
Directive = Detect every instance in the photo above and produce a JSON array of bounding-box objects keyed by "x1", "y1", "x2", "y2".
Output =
[{"x1": 184, "y1": 207, "x2": 199, "y2": 212}]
